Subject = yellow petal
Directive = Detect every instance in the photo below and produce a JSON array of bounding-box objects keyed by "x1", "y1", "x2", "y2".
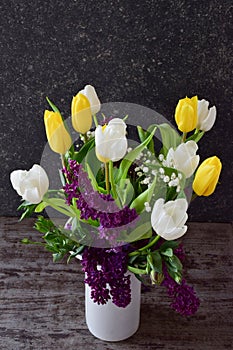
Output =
[{"x1": 71, "y1": 93, "x2": 92, "y2": 134}]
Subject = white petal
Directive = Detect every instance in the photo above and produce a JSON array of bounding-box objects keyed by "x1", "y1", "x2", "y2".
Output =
[
  {"x1": 151, "y1": 198, "x2": 164, "y2": 230},
  {"x1": 197, "y1": 99, "x2": 209, "y2": 127},
  {"x1": 81, "y1": 85, "x2": 101, "y2": 115},
  {"x1": 200, "y1": 106, "x2": 216, "y2": 131},
  {"x1": 10, "y1": 170, "x2": 27, "y2": 196},
  {"x1": 161, "y1": 225, "x2": 187, "y2": 240},
  {"x1": 29, "y1": 164, "x2": 49, "y2": 197},
  {"x1": 23, "y1": 187, "x2": 42, "y2": 204}
]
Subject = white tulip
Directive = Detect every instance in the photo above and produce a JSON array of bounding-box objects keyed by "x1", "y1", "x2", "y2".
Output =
[
  {"x1": 197, "y1": 99, "x2": 216, "y2": 132},
  {"x1": 95, "y1": 118, "x2": 128, "y2": 163},
  {"x1": 80, "y1": 85, "x2": 101, "y2": 115},
  {"x1": 10, "y1": 164, "x2": 49, "y2": 204},
  {"x1": 151, "y1": 198, "x2": 188, "y2": 240},
  {"x1": 165, "y1": 141, "x2": 200, "y2": 178}
]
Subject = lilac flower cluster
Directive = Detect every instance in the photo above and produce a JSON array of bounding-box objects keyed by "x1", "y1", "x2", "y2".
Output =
[
  {"x1": 162, "y1": 245, "x2": 200, "y2": 316},
  {"x1": 63, "y1": 160, "x2": 138, "y2": 243},
  {"x1": 81, "y1": 247, "x2": 131, "y2": 307}
]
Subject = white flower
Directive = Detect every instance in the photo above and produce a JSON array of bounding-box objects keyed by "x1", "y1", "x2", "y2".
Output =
[
  {"x1": 10, "y1": 164, "x2": 49, "y2": 204},
  {"x1": 166, "y1": 141, "x2": 200, "y2": 178},
  {"x1": 151, "y1": 198, "x2": 188, "y2": 240},
  {"x1": 95, "y1": 118, "x2": 128, "y2": 163},
  {"x1": 197, "y1": 99, "x2": 216, "y2": 132},
  {"x1": 79, "y1": 85, "x2": 101, "y2": 115}
]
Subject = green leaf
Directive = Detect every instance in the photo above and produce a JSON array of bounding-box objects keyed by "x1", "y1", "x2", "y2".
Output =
[
  {"x1": 159, "y1": 240, "x2": 179, "y2": 251},
  {"x1": 130, "y1": 174, "x2": 157, "y2": 213},
  {"x1": 154, "y1": 123, "x2": 181, "y2": 156},
  {"x1": 151, "y1": 251, "x2": 163, "y2": 273},
  {"x1": 119, "y1": 221, "x2": 152, "y2": 243},
  {"x1": 35, "y1": 201, "x2": 48, "y2": 213},
  {"x1": 161, "y1": 247, "x2": 173, "y2": 257},
  {"x1": 168, "y1": 255, "x2": 183, "y2": 271},
  {"x1": 186, "y1": 130, "x2": 205, "y2": 143},
  {"x1": 116, "y1": 126, "x2": 157, "y2": 181},
  {"x1": 46, "y1": 97, "x2": 61, "y2": 114},
  {"x1": 115, "y1": 179, "x2": 134, "y2": 207},
  {"x1": 73, "y1": 137, "x2": 95, "y2": 164},
  {"x1": 137, "y1": 126, "x2": 155, "y2": 154},
  {"x1": 85, "y1": 163, "x2": 99, "y2": 191}
]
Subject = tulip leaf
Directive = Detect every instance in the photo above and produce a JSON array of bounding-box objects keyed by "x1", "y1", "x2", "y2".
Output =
[
  {"x1": 150, "y1": 123, "x2": 181, "y2": 156},
  {"x1": 73, "y1": 137, "x2": 95, "y2": 164},
  {"x1": 46, "y1": 97, "x2": 61, "y2": 114},
  {"x1": 35, "y1": 202, "x2": 48, "y2": 213},
  {"x1": 137, "y1": 126, "x2": 155, "y2": 154},
  {"x1": 130, "y1": 174, "x2": 157, "y2": 213},
  {"x1": 119, "y1": 221, "x2": 152, "y2": 243},
  {"x1": 115, "y1": 178, "x2": 134, "y2": 207},
  {"x1": 85, "y1": 163, "x2": 99, "y2": 191},
  {"x1": 186, "y1": 130, "x2": 205, "y2": 143},
  {"x1": 116, "y1": 126, "x2": 157, "y2": 182}
]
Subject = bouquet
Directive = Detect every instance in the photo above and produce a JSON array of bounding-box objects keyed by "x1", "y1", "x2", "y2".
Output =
[{"x1": 10, "y1": 85, "x2": 222, "y2": 316}]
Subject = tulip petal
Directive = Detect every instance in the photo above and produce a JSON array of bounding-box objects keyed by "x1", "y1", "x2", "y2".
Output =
[{"x1": 10, "y1": 170, "x2": 27, "y2": 196}]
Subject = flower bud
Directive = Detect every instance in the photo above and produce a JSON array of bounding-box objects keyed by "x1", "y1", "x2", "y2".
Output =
[
  {"x1": 175, "y1": 96, "x2": 198, "y2": 132},
  {"x1": 192, "y1": 156, "x2": 222, "y2": 196},
  {"x1": 10, "y1": 164, "x2": 49, "y2": 204},
  {"x1": 151, "y1": 198, "x2": 188, "y2": 240},
  {"x1": 79, "y1": 85, "x2": 101, "y2": 115},
  {"x1": 95, "y1": 118, "x2": 128, "y2": 163},
  {"x1": 197, "y1": 99, "x2": 216, "y2": 131},
  {"x1": 165, "y1": 140, "x2": 200, "y2": 178},
  {"x1": 44, "y1": 111, "x2": 72, "y2": 154},
  {"x1": 71, "y1": 93, "x2": 92, "y2": 134}
]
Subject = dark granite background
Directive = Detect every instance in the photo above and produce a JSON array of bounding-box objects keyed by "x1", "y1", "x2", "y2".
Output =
[{"x1": 0, "y1": 0, "x2": 232, "y2": 222}]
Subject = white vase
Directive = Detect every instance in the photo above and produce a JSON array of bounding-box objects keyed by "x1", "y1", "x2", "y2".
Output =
[{"x1": 85, "y1": 272, "x2": 141, "y2": 341}]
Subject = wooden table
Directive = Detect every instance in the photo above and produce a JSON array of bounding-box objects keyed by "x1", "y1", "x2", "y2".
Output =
[{"x1": 0, "y1": 217, "x2": 232, "y2": 350}]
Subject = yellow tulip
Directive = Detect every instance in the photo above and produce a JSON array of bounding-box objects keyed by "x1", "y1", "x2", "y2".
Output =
[
  {"x1": 175, "y1": 96, "x2": 198, "y2": 132},
  {"x1": 71, "y1": 93, "x2": 92, "y2": 134},
  {"x1": 44, "y1": 110, "x2": 72, "y2": 154},
  {"x1": 192, "y1": 156, "x2": 222, "y2": 196}
]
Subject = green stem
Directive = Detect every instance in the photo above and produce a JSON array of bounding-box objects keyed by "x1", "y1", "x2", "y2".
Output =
[
  {"x1": 127, "y1": 265, "x2": 147, "y2": 275},
  {"x1": 182, "y1": 132, "x2": 187, "y2": 142},
  {"x1": 83, "y1": 133, "x2": 88, "y2": 143},
  {"x1": 109, "y1": 161, "x2": 117, "y2": 200},
  {"x1": 93, "y1": 114, "x2": 99, "y2": 127},
  {"x1": 61, "y1": 154, "x2": 65, "y2": 168},
  {"x1": 105, "y1": 162, "x2": 110, "y2": 194},
  {"x1": 129, "y1": 235, "x2": 160, "y2": 257},
  {"x1": 191, "y1": 192, "x2": 198, "y2": 201}
]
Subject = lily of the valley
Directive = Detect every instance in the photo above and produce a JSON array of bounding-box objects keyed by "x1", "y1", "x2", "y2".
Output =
[
  {"x1": 151, "y1": 198, "x2": 188, "y2": 240},
  {"x1": 95, "y1": 118, "x2": 128, "y2": 163},
  {"x1": 71, "y1": 85, "x2": 101, "y2": 134},
  {"x1": 164, "y1": 140, "x2": 200, "y2": 178},
  {"x1": 10, "y1": 164, "x2": 49, "y2": 204},
  {"x1": 197, "y1": 99, "x2": 216, "y2": 132}
]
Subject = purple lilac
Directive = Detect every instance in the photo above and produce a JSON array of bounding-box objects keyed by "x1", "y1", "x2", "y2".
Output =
[
  {"x1": 162, "y1": 245, "x2": 200, "y2": 316},
  {"x1": 81, "y1": 247, "x2": 131, "y2": 307},
  {"x1": 63, "y1": 160, "x2": 138, "y2": 243}
]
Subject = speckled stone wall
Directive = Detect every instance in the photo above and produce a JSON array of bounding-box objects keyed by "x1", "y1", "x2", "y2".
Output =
[{"x1": 1, "y1": 0, "x2": 232, "y2": 222}]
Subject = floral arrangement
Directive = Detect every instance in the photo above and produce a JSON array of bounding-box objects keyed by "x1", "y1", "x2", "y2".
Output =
[{"x1": 10, "y1": 85, "x2": 222, "y2": 316}]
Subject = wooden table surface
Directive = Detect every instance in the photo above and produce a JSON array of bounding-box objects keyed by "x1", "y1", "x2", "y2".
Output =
[{"x1": 0, "y1": 217, "x2": 232, "y2": 350}]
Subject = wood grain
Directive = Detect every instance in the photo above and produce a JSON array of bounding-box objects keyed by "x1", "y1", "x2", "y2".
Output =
[{"x1": 0, "y1": 217, "x2": 232, "y2": 350}]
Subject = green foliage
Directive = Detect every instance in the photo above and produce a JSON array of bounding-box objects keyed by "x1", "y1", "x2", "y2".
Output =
[
  {"x1": 17, "y1": 201, "x2": 37, "y2": 221},
  {"x1": 33, "y1": 216, "x2": 82, "y2": 262},
  {"x1": 127, "y1": 239, "x2": 183, "y2": 285}
]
